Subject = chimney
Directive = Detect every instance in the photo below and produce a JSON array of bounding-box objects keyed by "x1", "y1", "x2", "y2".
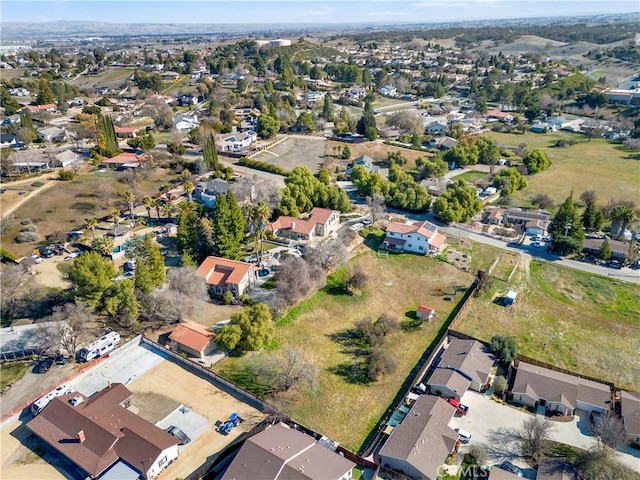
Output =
[
  {"x1": 78, "y1": 430, "x2": 86, "y2": 444},
  {"x1": 290, "y1": 222, "x2": 295, "y2": 230}
]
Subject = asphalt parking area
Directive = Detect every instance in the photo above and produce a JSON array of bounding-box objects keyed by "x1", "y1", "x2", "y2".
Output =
[{"x1": 155, "y1": 405, "x2": 209, "y2": 454}]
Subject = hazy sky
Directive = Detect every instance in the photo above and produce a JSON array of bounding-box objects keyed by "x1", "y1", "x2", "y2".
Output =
[{"x1": 2, "y1": 0, "x2": 637, "y2": 24}]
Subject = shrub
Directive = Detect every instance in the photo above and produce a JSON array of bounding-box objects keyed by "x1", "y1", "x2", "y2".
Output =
[
  {"x1": 31, "y1": 181, "x2": 44, "y2": 187},
  {"x1": 20, "y1": 219, "x2": 32, "y2": 225},
  {"x1": 222, "y1": 290, "x2": 234, "y2": 305},
  {"x1": 15, "y1": 231, "x2": 39, "y2": 243},
  {"x1": 21, "y1": 225, "x2": 36, "y2": 232},
  {"x1": 239, "y1": 295, "x2": 256, "y2": 306},
  {"x1": 237, "y1": 157, "x2": 290, "y2": 177},
  {"x1": 59, "y1": 169, "x2": 75, "y2": 181},
  {"x1": 493, "y1": 375, "x2": 507, "y2": 395},
  {"x1": 0, "y1": 248, "x2": 17, "y2": 262}
]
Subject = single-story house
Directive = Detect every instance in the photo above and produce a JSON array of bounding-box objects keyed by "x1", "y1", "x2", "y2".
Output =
[
  {"x1": 536, "y1": 457, "x2": 577, "y2": 480},
  {"x1": 380, "y1": 85, "x2": 397, "y2": 96},
  {"x1": 531, "y1": 123, "x2": 550, "y2": 134},
  {"x1": 511, "y1": 362, "x2": 612, "y2": 415},
  {"x1": 100, "y1": 152, "x2": 147, "y2": 169},
  {"x1": 114, "y1": 126, "x2": 140, "y2": 138},
  {"x1": 269, "y1": 207, "x2": 340, "y2": 241},
  {"x1": 194, "y1": 179, "x2": 231, "y2": 208},
  {"x1": 0, "y1": 133, "x2": 22, "y2": 149},
  {"x1": 214, "y1": 131, "x2": 257, "y2": 153},
  {"x1": 583, "y1": 238, "x2": 630, "y2": 262},
  {"x1": 345, "y1": 154, "x2": 379, "y2": 179},
  {"x1": 416, "y1": 305, "x2": 435, "y2": 320},
  {"x1": 195, "y1": 256, "x2": 256, "y2": 298},
  {"x1": 382, "y1": 220, "x2": 447, "y2": 255},
  {"x1": 27, "y1": 383, "x2": 179, "y2": 480},
  {"x1": 427, "y1": 337, "x2": 496, "y2": 399},
  {"x1": 488, "y1": 208, "x2": 550, "y2": 235},
  {"x1": 37, "y1": 126, "x2": 69, "y2": 142},
  {"x1": 53, "y1": 149, "x2": 79, "y2": 168},
  {"x1": 620, "y1": 390, "x2": 640, "y2": 443},
  {"x1": 0, "y1": 114, "x2": 21, "y2": 126},
  {"x1": 305, "y1": 91, "x2": 324, "y2": 103},
  {"x1": 428, "y1": 136, "x2": 459, "y2": 150},
  {"x1": 20, "y1": 103, "x2": 57, "y2": 113},
  {"x1": 486, "y1": 110, "x2": 513, "y2": 123},
  {"x1": 425, "y1": 120, "x2": 448, "y2": 135},
  {"x1": 222, "y1": 422, "x2": 355, "y2": 480},
  {"x1": 376, "y1": 395, "x2": 458, "y2": 480},
  {"x1": 169, "y1": 321, "x2": 216, "y2": 359},
  {"x1": 173, "y1": 113, "x2": 200, "y2": 133},
  {"x1": 177, "y1": 94, "x2": 199, "y2": 106}
]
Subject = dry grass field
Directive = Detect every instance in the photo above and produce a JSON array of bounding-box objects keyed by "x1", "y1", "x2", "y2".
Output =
[
  {"x1": 487, "y1": 131, "x2": 640, "y2": 208},
  {"x1": 71, "y1": 67, "x2": 135, "y2": 88},
  {"x1": 252, "y1": 137, "x2": 329, "y2": 172},
  {"x1": 216, "y1": 251, "x2": 474, "y2": 450}
]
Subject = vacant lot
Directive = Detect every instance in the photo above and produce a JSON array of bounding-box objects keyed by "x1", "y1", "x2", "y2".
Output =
[
  {"x1": 1, "y1": 166, "x2": 180, "y2": 257},
  {"x1": 487, "y1": 131, "x2": 640, "y2": 208},
  {"x1": 252, "y1": 136, "x2": 328, "y2": 173},
  {"x1": 216, "y1": 252, "x2": 473, "y2": 450},
  {"x1": 450, "y1": 170, "x2": 488, "y2": 183},
  {"x1": 455, "y1": 260, "x2": 640, "y2": 390},
  {"x1": 71, "y1": 67, "x2": 135, "y2": 88}
]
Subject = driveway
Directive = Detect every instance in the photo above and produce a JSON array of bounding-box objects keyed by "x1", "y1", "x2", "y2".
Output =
[{"x1": 449, "y1": 391, "x2": 640, "y2": 473}]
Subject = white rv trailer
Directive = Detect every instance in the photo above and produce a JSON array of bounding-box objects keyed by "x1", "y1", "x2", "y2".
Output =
[
  {"x1": 77, "y1": 331, "x2": 121, "y2": 362},
  {"x1": 31, "y1": 383, "x2": 73, "y2": 416}
]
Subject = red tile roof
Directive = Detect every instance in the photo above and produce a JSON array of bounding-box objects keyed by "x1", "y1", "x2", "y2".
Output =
[
  {"x1": 114, "y1": 126, "x2": 139, "y2": 134},
  {"x1": 169, "y1": 322, "x2": 216, "y2": 352},
  {"x1": 195, "y1": 256, "x2": 253, "y2": 287},
  {"x1": 22, "y1": 103, "x2": 57, "y2": 112},
  {"x1": 269, "y1": 216, "x2": 315, "y2": 235},
  {"x1": 308, "y1": 207, "x2": 336, "y2": 225},
  {"x1": 417, "y1": 305, "x2": 435, "y2": 315},
  {"x1": 429, "y1": 232, "x2": 447, "y2": 249},
  {"x1": 387, "y1": 220, "x2": 439, "y2": 239},
  {"x1": 101, "y1": 152, "x2": 146, "y2": 165}
]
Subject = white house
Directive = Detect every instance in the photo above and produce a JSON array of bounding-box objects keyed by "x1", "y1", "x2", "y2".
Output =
[
  {"x1": 37, "y1": 127, "x2": 70, "y2": 142},
  {"x1": 214, "y1": 130, "x2": 257, "y2": 153},
  {"x1": 382, "y1": 220, "x2": 447, "y2": 255},
  {"x1": 305, "y1": 91, "x2": 324, "y2": 103},
  {"x1": 380, "y1": 85, "x2": 397, "y2": 96},
  {"x1": 53, "y1": 149, "x2": 79, "y2": 168},
  {"x1": 173, "y1": 113, "x2": 200, "y2": 133},
  {"x1": 425, "y1": 120, "x2": 448, "y2": 135}
]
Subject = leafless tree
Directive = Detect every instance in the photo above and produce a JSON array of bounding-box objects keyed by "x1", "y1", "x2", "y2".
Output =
[
  {"x1": 234, "y1": 175, "x2": 281, "y2": 211},
  {"x1": 0, "y1": 150, "x2": 18, "y2": 177},
  {"x1": 366, "y1": 193, "x2": 386, "y2": 222},
  {"x1": 368, "y1": 346, "x2": 397, "y2": 380},
  {"x1": 142, "y1": 97, "x2": 174, "y2": 130},
  {"x1": 305, "y1": 237, "x2": 348, "y2": 270},
  {"x1": 0, "y1": 265, "x2": 33, "y2": 319},
  {"x1": 580, "y1": 190, "x2": 598, "y2": 205},
  {"x1": 623, "y1": 138, "x2": 640, "y2": 151},
  {"x1": 97, "y1": 183, "x2": 116, "y2": 207},
  {"x1": 248, "y1": 347, "x2": 319, "y2": 396},
  {"x1": 36, "y1": 303, "x2": 92, "y2": 356},
  {"x1": 385, "y1": 111, "x2": 424, "y2": 135},
  {"x1": 513, "y1": 416, "x2": 554, "y2": 462},
  {"x1": 275, "y1": 257, "x2": 325, "y2": 306},
  {"x1": 590, "y1": 412, "x2": 628, "y2": 450}
]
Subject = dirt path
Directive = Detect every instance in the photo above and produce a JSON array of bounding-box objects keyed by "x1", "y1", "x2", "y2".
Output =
[{"x1": 1, "y1": 180, "x2": 59, "y2": 220}]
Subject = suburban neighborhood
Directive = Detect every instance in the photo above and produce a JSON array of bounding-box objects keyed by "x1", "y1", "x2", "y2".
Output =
[{"x1": 0, "y1": 3, "x2": 639, "y2": 480}]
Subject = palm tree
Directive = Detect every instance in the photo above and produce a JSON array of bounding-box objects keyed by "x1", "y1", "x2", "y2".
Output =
[
  {"x1": 247, "y1": 201, "x2": 271, "y2": 264},
  {"x1": 162, "y1": 202, "x2": 177, "y2": 221},
  {"x1": 123, "y1": 190, "x2": 135, "y2": 219},
  {"x1": 110, "y1": 209, "x2": 121, "y2": 227},
  {"x1": 91, "y1": 236, "x2": 115, "y2": 256},
  {"x1": 142, "y1": 196, "x2": 154, "y2": 221},
  {"x1": 86, "y1": 217, "x2": 98, "y2": 239},
  {"x1": 184, "y1": 180, "x2": 195, "y2": 203},
  {"x1": 153, "y1": 199, "x2": 162, "y2": 220}
]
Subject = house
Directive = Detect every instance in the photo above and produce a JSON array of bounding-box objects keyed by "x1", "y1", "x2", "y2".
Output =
[
  {"x1": 536, "y1": 457, "x2": 577, "y2": 480},
  {"x1": 345, "y1": 88, "x2": 366, "y2": 103},
  {"x1": 100, "y1": 152, "x2": 146, "y2": 170},
  {"x1": 37, "y1": 126, "x2": 69, "y2": 142},
  {"x1": 194, "y1": 179, "x2": 231, "y2": 208},
  {"x1": 583, "y1": 238, "x2": 630, "y2": 262},
  {"x1": 173, "y1": 113, "x2": 200, "y2": 133},
  {"x1": 269, "y1": 208, "x2": 340, "y2": 241},
  {"x1": 177, "y1": 94, "x2": 199, "y2": 106},
  {"x1": 530, "y1": 123, "x2": 550, "y2": 134},
  {"x1": 416, "y1": 305, "x2": 435, "y2": 320},
  {"x1": 221, "y1": 422, "x2": 355, "y2": 480},
  {"x1": 27, "y1": 383, "x2": 179, "y2": 480},
  {"x1": 20, "y1": 103, "x2": 57, "y2": 113},
  {"x1": 428, "y1": 136, "x2": 459, "y2": 150},
  {"x1": 380, "y1": 85, "x2": 397, "y2": 96},
  {"x1": 619, "y1": 390, "x2": 640, "y2": 443},
  {"x1": 214, "y1": 131, "x2": 257, "y2": 153},
  {"x1": 0, "y1": 114, "x2": 21, "y2": 126},
  {"x1": 489, "y1": 466, "x2": 522, "y2": 479},
  {"x1": 382, "y1": 220, "x2": 447, "y2": 255},
  {"x1": 195, "y1": 256, "x2": 256, "y2": 298},
  {"x1": 427, "y1": 337, "x2": 496, "y2": 399},
  {"x1": 0, "y1": 133, "x2": 22, "y2": 149},
  {"x1": 501, "y1": 208, "x2": 551, "y2": 235},
  {"x1": 8, "y1": 87, "x2": 30, "y2": 96},
  {"x1": 344, "y1": 155, "x2": 379, "y2": 179},
  {"x1": 306, "y1": 91, "x2": 324, "y2": 103},
  {"x1": 114, "y1": 126, "x2": 140, "y2": 138},
  {"x1": 169, "y1": 321, "x2": 216, "y2": 359},
  {"x1": 511, "y1": 362, "x2": 612, "y2": 415},
  {"x1": 425, "y1": 120, "x2": 448, "y2": 135},
  {"x1": 486, "y1": 110, "x2": 513, "y2": 123},
  {"x1": 53, "y1": 149, "x2": 79, "y2": 168},
  {"x1": 376, "y1": 395, "x2": 458, "y2": 480}
]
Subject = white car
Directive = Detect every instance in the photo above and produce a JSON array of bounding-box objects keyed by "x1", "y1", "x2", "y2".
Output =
[
  {"x1": 361, "y1": 217, "x2": 373, "y2": 225},
  {"x1": 349, "y1": 223, "x2": 364, "y2": 232},
  {"x1": 65, "y1": 251, "x2": 81, "y2": 260}
]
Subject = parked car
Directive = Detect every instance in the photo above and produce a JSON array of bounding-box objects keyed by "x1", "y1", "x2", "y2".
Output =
[
  {"x1": 165, "y1": 426, "x2": 190, "y2": 445},
  {"x1": 65, "y1": 251, "x2": 81, "y2": 261},
  {"x1": 498, "y1": 461, "x2": 523, "y2": 477},
  {"x1": 361, "y1": 217, "x2": 373, "y2": 225},
  {"x1": 455, "y1": 428, "x2": 471, "y2": 443},
  {"x1": 39, "y1": 247, "x2": 55, "y2": 258},
  {"x1": 349, "y1": 222, "x2": 364, "y2": 232},
  {"x1": 445, "y1": 397, "x2": 469, "y2": 416},
  {"x1": 33, "y1": 358, "x2": 54, "y2": 374}
]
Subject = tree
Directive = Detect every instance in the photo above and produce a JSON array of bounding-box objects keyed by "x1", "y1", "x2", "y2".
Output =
[
  {"x1": 167, "y1": 142, "x2": 186, "y2": 156},
  {"x1": 123, "y1": 190, "x2": 136, "y2": 219},
  {"x1": 110, "y1": 209, "x2": 121, "y2": 227},
  {"x1": 142, "y1": 97, "x2": 174, "y2": 129},
  {"x1": 275, "y1": 257, "x2": 325, "y2": 306},
  {"x1": 490, "y1": 334, "x2": 518, "y2": 362},
  {"x1": 515, "y1": 416, "x2": 554, "y2": 462},
  {"x1": 549, "y1": 193, "x2": 585, "y2": 255},
  {"x1": 368, "y1": 346, "x2": 397, "y2": 381},
  {"x1": 246, "y1": 347, "x2": 319, "y2": 396},
  {"x1": 94, "y1": 113, "x2": 121, "y2": 158},
  {"x1": 212, "y1": 192, "x2": 246, "y2": 260},
  {"x1": 493, "y1": 168, "x2": 527, "y2": 195},
  {"x1": 385, "y1": 110, "x2": 423, "y2": 135},
  {"x1": 432, "y1": 180, "x2": 483, "y2": 223},
  {"x1": 0, "y1": 85, "x2": 21, "y2": 115},
  {"x1": 183, "y1": 181, "x2": 195, "y2": 203},
  {"x1": 91, "y1": 236, "x2": 115, "y2": 256},
  {"x1": 573, "y1": 445, "x2": 637, "y2": 480},
  {"x1": 103, "y1": 278, "x2": 139, "y2": 327},
  {"x1": 467, "y1": 444, "x2": 488, "y2": 467},
  {"x1": 341, "y1": 145, "x2": 351, "y2": 160},
  {"x1": 215, "y1": 324, "x2": 243, "y2": 351},
  {"x1": 142, "y1": 196, "x2": 154, "y2": 221},
  {"x1": 127, "y1": 131, "x2": 155, "y2": 151},
  {"x1": 256, "y1": 113, "x2": 280, "y2": 139},
  {"x1": 218, "y1": 303, "x2": 274, "y2": 353},
  {"x1": 366, "y1": 193, "x2": 386, "y2": 222},
  {"x1": 416, "y1": 156, "x2": 448, "y2": 180},
  {"x1": 0, "y1": 264, "x2": 33, "y2": 319},
  {"x1": 36, "y1": 78, "x2": 55, "y2": 105},
  {"x1": 609, "y1": 204, "x2": 636, "y2": 239},
  {"x1": 476, "y1": 136, "x2": 500, "y2": 165},
  {"x1": 295, "y1": 110, "x2": 316, "y2": 133},
  {"x1": 246, "y1": 201, "x2": 270, "y2": 264},
  {"x1": 37, "y1": 303, "x2": 92, "y2": 356},
  {"x1": 493, "y1": 375, "x2": 507, "y2": 395},
  {"x1": 68, "y1": 251, "x2": 116, "y2": 309},
  {"x1": 597, "y1": 238, "x2": 612, "y2": 261},
  {"x1": 322, "y1": 93, "x2": 334, "y2": 121},
  {"x1": 202, "y1": 134, "x2": 219, "y2": 172},
  {"x1": 523, "y1": 150, "x2": 552, "y2": 174},
  {"x1": 590, "y1": 411, "x2": 628, "y2": 450},
  {"x1": 531, "y1": 193, "x2": 555, "y2": 210},
  {"x1": 305, "y1": 237, "x2": 348, "y2": 270},
  {"x1": 86, "y1": 218, "x2": 98, "y2": 238}
]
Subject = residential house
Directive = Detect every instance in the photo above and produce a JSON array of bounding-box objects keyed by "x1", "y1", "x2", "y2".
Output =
[
  {"x1": 511, "y1": 362, "x2": 612, "y2": 415},
  {"x1": 376, "y1": 395, "x2": 458, "y2": 480},
  {"x1": 427, "y1": 337, "x2": 496, "y2": 399},
  {"x1": 100, "y1": 152, "x2": 147, "y2": 170},
  {"x1": 547, "y1": 116, "x2": 583, "y2": 133},
  {"x1": 0, "y1": 114, "x2": 21, "y2": 126},
  {"x1": 177, "y1": 94, "x2": 199, "y2": 106},
  {"x1": 20, "y1": 103, "x2": 57, "y2": 113},
  {"x1": 173, "y1": 113, "x2": 200, "y2": 133},
  {"x1": 501, "y1": 208, "x2": 551, "y2": 236},
  {"x1": 221, "y1": 422, "x2": 355, "y2": 480},
  {"x1": 605, "y1": 89, "x2": 640, "y2": 106},
  {"x1": 37, "y1": 126, "x2": 69, "y2": 142},
  {"x1": 305, "y1": 91, "x2": 324, "y2": 103},
  {"x1": 425, "y1": 120, "x2": 448, "y2": 135},
  {"x1": 114, "y1": 126, "x2": 140, "y2": 138},
  {"x1": 345, "y1": 88, "x2": 366, "y2": 103},
  {"x1": 214, "y1": 131, "x2": 257, "y2": 153},
  {"x1": 0, "y1": 133, "x2": 22, "y2": 149},
  {"x1": 489, "y1": 466, "x2": 523, "y2": 479},
  {"x1": 428, "y1": 136, "x2": 459, "y2": 151},
  {"x1": 194, "y1": 179, "x2": 231, "y2": 208},
  {"x1": 530, "y1": 123, "x2": 550, "y2": 134},
  {"x1": 583, "y1": 238, "x2": 630, "y2": 262},
  {"x1": 195, "y1": 256, "x2": 256, "y2": 298},
  {"x1": 53, "y1": 149, "x2": 79, "y2": 168},
  {"x1": 344, "y1": 155, "x2": 379, "y2": 179},
  {"x1": 536, "y1": 457, "x2": 577, "y2": 480},
  {"x1": 380, "y1": 85, "x2": 397, "y2": 96},
  {"x1": 8, "y1": 87, "x2": 30, "y2": 96},
  {"x1": 486, "y1": 110, "x2": 514, "y2": 123},
  {"x1": 382, "y1": 220, "x2": 447, "y2": 255},
  {"x1": 27, "y1": 383, "x2": 179, "y2": 480},
  {"x1": 169, "y1": 321, "x2": 216, "y2": 360},
  {"x1": 620, "y1": 390, "x2": 640, "y2": 443},
  {"x1": 269, "y1": 208, "x2": 340, "y2": 242}
]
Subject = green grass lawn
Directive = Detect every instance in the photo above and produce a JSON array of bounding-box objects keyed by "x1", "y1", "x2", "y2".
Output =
[
  {"x1": 215, "y1": 252, "x2": 473, "y2": 450},
  {"x1": 455, "y1": 260, "x2": 640, "y2": 390},
  {"x1": 450, "y1": 170, "x2": 488, "y2": 183},
  {"x1": 0, "y1": 362, "x2": 30, "y2": 390},
  {"x1": 487, "y1": 131, "x2": 640, "y2": 208}
]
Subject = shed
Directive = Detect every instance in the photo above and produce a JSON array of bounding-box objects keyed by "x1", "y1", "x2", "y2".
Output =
[
  {"x1": 504, "y1": 291, "x2": 518, "y2": 306},
  {"x1": 169, "y1": 322, "x2": 216, "y2": 359},
  {"x1": 416, "y1": 305, "x2": 435, "y2": 320}
]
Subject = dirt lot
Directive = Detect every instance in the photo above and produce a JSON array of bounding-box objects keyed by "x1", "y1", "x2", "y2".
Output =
[
  {"x1": 126, "y1": 359, "x2": 266, "y2": 480},
  {"x1": 252, "y1": 136, "x2": 329, "y2": 173}
]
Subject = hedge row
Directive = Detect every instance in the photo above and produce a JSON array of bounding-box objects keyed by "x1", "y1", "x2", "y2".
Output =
[{"x1": 237, "y1": 157, "x2": 290, "y2": 177}]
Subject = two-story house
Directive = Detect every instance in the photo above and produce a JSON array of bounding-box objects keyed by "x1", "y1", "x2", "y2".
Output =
[
  {"x1": 195, "y1": 256, "x2": 256, "y2": 298},
  {"x1": 269, "y1": 208, "x2": 340, "y2": 242},
  {"x1": 382, "y1": 220, "x2": 447, "y2": 255}
]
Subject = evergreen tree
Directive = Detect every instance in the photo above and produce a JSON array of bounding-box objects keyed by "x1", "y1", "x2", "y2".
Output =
[
  {"x1": 598, "y1": 239, "x2": 612, "y2": 261},
  {"x1": 212, "y1": 192, "x2": 246, "y2": 260},
  {"x1": 549, "y1": 193, "x2": 584, "y2": 255},
  {"x1": 0, "y1": 86, "x2": 21, "y2": 115},
  {"x1": 68, "y1": 251, "x2": 116, "y2": 309},
  {"x1": 104, "y1": 279, "x2": 139, "y2": 327},
  {"x1": 19, "y1": 111, "x2": 35, "y2": 130},
  {"x1": 582, "y1": 199, "x2": 605, "y2": 233},
  {"x1": 134, "y1": 258, "x2": 154, "y2": 293},
  {"x1": 322, "y1": 93, "x2": 334, "y2": 121},
  {"x1": 36, "y1": 78, "x2": 55, "y2": 105},
  {"x1": 96, "y1": 113, "x2": 120, "y2": 158},
  {"x1": 203, "y1": 134, "x2": 219, "y2": 171},
  {"x1": 176, "y1": 203, "x2": 203, "y2": 262}
]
